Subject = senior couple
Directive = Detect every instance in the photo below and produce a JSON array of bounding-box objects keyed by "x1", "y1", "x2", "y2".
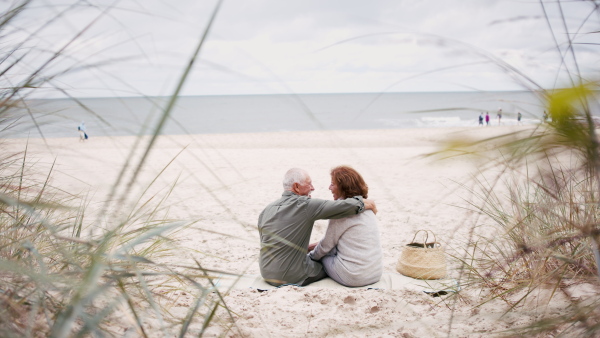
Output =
[{"x1": 258, "y1": 166, "x2": 383, "y2": 287}]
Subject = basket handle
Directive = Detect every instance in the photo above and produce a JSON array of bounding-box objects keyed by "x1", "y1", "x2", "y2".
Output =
[{"x1": 410, "y1": 229, "x2": 437, "y2": 244}]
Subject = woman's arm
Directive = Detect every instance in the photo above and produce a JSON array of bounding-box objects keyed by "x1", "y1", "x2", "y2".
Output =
[{"x1": 309, "y1": 219, "x2": 345, "y2": 260}]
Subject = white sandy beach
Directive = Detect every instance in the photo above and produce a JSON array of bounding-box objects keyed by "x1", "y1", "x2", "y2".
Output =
[{"x1": 3, "y1": 126, "x2": 585, "y2": 337}]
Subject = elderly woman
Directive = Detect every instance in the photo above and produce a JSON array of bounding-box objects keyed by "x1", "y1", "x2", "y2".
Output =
[{"x1": 308, "y1": 165, "x2": 383, "y2": 287}]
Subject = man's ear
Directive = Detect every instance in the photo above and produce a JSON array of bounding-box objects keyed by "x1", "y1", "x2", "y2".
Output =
[{"x1": 291, "y1": 182, "x2": 300, "y2": 194}]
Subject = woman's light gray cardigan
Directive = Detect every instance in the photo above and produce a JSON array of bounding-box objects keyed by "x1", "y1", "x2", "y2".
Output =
[{"x1": 309, "y1": 210, "x2": 383, "y2": 287}]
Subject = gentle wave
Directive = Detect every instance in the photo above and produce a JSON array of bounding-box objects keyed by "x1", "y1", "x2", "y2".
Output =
[{"x1": 376, "y1": 116, "x2": 541, "y2": 129}]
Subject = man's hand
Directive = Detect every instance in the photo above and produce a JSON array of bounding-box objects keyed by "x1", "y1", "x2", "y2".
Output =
[
  {"x1": 363, "y1": 199, "x2": 377, "y2": 214},
  {"x1": 307, "y1": 242, "x2": 318, "y2": 252}
]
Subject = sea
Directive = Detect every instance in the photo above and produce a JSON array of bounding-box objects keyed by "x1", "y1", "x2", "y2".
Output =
[{"x1": 5, "y1": 91, "x2": 548, "y2": 138}]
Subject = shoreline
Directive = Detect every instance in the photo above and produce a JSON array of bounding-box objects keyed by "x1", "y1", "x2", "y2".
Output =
[{"x1": 2, "y1": 124, "x2": 538, "y2": 145}]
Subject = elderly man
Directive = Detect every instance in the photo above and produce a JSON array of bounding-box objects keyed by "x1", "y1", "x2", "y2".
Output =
[{"x1": 258, "y1": 168, "x2": 377, "y2": 286}]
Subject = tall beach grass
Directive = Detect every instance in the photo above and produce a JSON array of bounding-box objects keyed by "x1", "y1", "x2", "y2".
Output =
[
  {"x1": 421, "y1": 0, "x2": 600, "y2": 335},
  {"x1": 0, "y1": 1, "x2": 240, "y2": 336},
  {"x1": 435, "y1": 75, "x2": 600, "y2": 336}
]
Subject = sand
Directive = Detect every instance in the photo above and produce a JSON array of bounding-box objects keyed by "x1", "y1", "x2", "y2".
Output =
[{"x1": 2, "y1": 126, "x2": 582, "y2": 336}]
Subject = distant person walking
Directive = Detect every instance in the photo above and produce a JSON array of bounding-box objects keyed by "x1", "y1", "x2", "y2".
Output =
[
  {"x1": 478, "y1": 113, "x2": 484, "y2": 126},
  {"x1": 543, "y1": 111, "x2": 548, "y2": 123},
  {"x1": 517, "y1": 112, "x2": 522, "y2": 125},
  {"x1": 485, "y1": 112, "x2": 490, "y2": 126},
  {"x1": 78, "y1": 121, "x2": 88, "y2": 141},
  {"x1": 497, "y1": 108, "x2": 502, "y2": 125}
]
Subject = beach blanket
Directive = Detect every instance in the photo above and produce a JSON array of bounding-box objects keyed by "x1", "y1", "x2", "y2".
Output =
[{"x1": 215, "y1": 272, "x2": 460, "y2": 295}]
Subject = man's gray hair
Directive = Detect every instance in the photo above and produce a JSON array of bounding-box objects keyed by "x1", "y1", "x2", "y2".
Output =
[{"x1": 283, "y1": 168, "x2": 308, "y2": 190}]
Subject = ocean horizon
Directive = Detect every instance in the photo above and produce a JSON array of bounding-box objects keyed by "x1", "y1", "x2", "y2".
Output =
[{"x1": 5, "y1": 91, "x2": 548, "y2": 138}]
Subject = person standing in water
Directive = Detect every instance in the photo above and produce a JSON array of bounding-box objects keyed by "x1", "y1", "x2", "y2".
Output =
[
  {"x1": 497, "y1": 108, "x2": 502, "y2": 125},
  {"x1": 78, "y1": 121, "x2": 88, "y2": 141}
]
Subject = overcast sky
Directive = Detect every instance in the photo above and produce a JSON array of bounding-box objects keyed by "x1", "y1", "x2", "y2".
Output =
[{"x1": 7, "y1": 0, "x2": 600, "y2": 98}]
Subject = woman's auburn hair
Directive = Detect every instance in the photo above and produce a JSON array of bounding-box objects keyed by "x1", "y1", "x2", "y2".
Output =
[{"x1": 330, "y1": 165, "x2": 368, "y2": 199}]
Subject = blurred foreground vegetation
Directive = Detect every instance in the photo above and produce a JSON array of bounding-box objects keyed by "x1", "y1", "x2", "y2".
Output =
[
  {"x1": 439, "y1": 84, "x2": 600, "y2": 336},
  {"x1": 0, "y1": 1, "x2": 235, "y2": 336}
]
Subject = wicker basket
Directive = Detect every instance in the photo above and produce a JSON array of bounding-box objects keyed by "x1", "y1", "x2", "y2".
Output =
[{"x1": 396, "y1": 230, "x2": 447, "y2": 280}]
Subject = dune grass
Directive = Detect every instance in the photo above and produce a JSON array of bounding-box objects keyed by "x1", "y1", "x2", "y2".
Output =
[
  {"x1": 0, "y1": 1, "x2": 240, "y2": 336},
  {"x1": 419, "y1": 1, "x2": 600, "y2": 334},
  {"x1": 434, "y1": 83, "x2": 600, "y2": 335},
  {"x1": 0, "y1": 150, "x2": 234, "y2": 336}
]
